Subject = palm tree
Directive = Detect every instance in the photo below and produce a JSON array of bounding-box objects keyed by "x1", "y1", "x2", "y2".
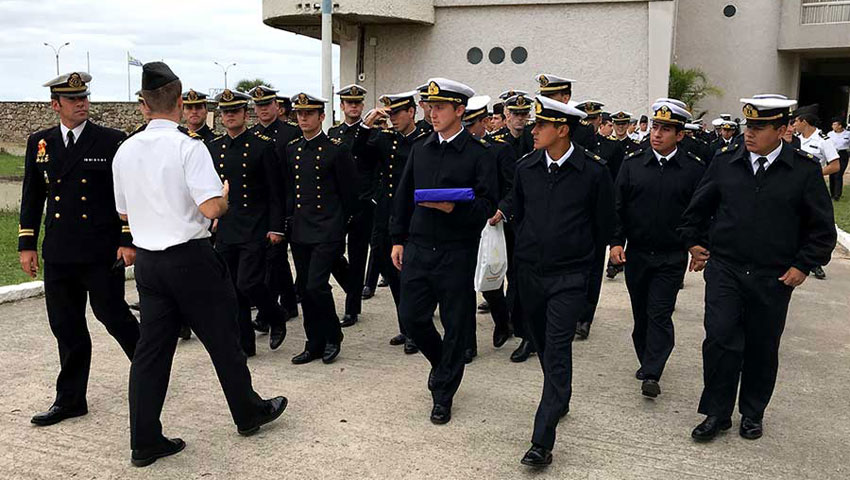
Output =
[
  {"x1": 668, "y1": 64, "x2": 723, "y2": 117},
  {"x1": 235, "y1": 78, "x2": 274, "y2": 93}
]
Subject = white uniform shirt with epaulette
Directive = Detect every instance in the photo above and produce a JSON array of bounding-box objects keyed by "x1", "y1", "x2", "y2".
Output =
[
  {"x1": 113, "y1": 119, "x2": 223, "y2": 251},
  {"x1": 827, "y1": 129, "x2": 850, "y2": 152},
  {"x1": 799, "y1": 128, "x2": 839, "y2": 168}
]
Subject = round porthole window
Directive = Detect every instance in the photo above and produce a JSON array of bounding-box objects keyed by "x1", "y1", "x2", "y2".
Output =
[
  {"x1": 467, "y1": 47, "x2": 483, "y2": 65},
  {"x1": 723, "y1": 4, "x2": 736, "y2": 17},
  {"x1": 489, "y1": 47, "x2": 505, "y2": 65},
  {"x1": 511, "y1": 47, "x2": 528, "y2": 64}
]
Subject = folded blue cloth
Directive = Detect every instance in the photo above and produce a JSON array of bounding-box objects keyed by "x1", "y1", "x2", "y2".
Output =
[{"x1": 414, "y1": 188, "x2": 475, "y2": 203}]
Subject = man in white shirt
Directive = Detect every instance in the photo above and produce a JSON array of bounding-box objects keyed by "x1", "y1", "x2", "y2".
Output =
[
  {"x1": 827, "y1": 118, "x2": 850, "y2": 200},
  {"x1": 112, "y1": 62, "x2": 286, "y2": 468}
]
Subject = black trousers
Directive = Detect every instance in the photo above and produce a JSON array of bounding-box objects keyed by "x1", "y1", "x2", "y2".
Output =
[
  {"x1": 578, "y1": 246, "x2": 606, "y2": 325},
  {"x1": 217, "y1": 240, "x2": 282, "y2": 356},
  {"x1": 371, "y1": 227, "x2": 403, "y2": 334},
  {"x1": 292, "y1": 241, "x2": 344, "y2": 353},
  {"x1": 829, "y1": 150, "x2": 849, "y2": 199},
  {"x1": 364, "y1": 243, "x2": 380, "y2": 291},
  {"x1": 43, "y1": 261, "x2": 138, "y2": 408},
  {"x1": 265, "y1": 240, "x2": 298, "y2": 314},
  {"x1": 624, "y1": 250, "x2": 687, "y2": 380},
  {"x1": 698, "y1": 259, "x2": 793, "y2": 421},
  {"x1": 130, "y1": 240, "x2": 264, "y2": 450},
  {"x1": 503, "y1": 225, "x2": 528, "y2": 339},
  {"x1": 399, "y1": 243, "x2": 476, "y2": 407},
  {"x1": 331, "y1": 200, "x2": 375, "y2": 316},
  {"x1": 518, "y1": 266, "x2": 588, "y2": 451}
]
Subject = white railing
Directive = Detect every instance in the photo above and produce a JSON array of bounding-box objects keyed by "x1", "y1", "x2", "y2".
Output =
[{"x1": 801, "y1": 0, "x2": 850, "y2": 24}]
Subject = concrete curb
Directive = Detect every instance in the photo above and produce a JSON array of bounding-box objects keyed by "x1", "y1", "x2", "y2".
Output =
[
  {"x1": 0, "y1": 266, "x2": 135, "y2": 305},
  {"x1": 837, "y1": 224, "x2": 850, "y2": 252}
]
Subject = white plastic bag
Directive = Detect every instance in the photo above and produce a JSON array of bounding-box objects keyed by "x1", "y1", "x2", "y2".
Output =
[{"x1": 474, "y1": 222, "x2": 508, "y2": 292}]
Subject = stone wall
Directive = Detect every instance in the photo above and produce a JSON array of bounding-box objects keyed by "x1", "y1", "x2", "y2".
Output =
[{"x1": 0, "y1": 101, "x2": 145, "y2": 145}]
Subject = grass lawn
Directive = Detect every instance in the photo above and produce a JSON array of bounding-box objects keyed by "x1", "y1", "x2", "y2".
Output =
[
  {"x1": 0, "y1": 209, "x2": 43, "y2": 285},
  {"x1": 834, "y1": 195, "x2": 850, "y2": 233},
  {"x1": 0, "y1": 153, "x2": 25, "y2": 179}
]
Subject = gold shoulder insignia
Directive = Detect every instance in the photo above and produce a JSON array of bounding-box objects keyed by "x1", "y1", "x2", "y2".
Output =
[
  {"x1": 188, "y1": 130, "x2": 202, "y2": 139},
  {"x1": 721, "y1": 146, "x2": 728, "y2": 153},
  {"x1": 688, "y1": 152, "x2": 703, "y2": 163},
  {"x1": 256, "y1": 134, "x2": 271, "y2": 141},
  {"x1": 330, "y1": 137, "x2": 342, "y2": 145},
  {"x1": 607, "y1": 135, "x2": 617, "y2": 141},
  {"x1": 287, "y1": 137, "x2": 302, "y2": 145},
  {"x1": 492, "y1": 136, "x2": 506, "y2": 144},
  {"x1": 381, "y1": 129, "x2": 394, "y2": 134},
  {"x1": 478, "y1": 138, "x2": 491, "y2": 147},
  {"x1": 212, "y1": 134, "x2": 225, "y2": 142}
]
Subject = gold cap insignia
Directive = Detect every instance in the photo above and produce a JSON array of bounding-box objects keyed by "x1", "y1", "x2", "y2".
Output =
[
  {"x1": 538, "y1": 75, "x2": 549, "y2": 87},
  {"x1": 743, "y1": 104, "x2": 757, "y2": 119},
  {"x1": 516, "y1": 96, "x2": 526, "y2": 107},
  {"x1": 221, "y1": 89, "x2": 234, "y2": 102},
  {"x1": 535, "y1": 100, "x2": 543, "y2": 115},
  {"x1": 68, "y1": 73, "x2": 83, "y2": 88},
  {"x1": 187, "y1": 89, "x2": 198, "y2": 101},
  {"x1": 655, "y1": 105, "x2": 672, "y2": 121},
  {"x1": 350, "y1": 86, "x2": 360, "y2": 96},
  {"x1": 428, "y1": 81, "x2": 439, "y2": 96},
  {"x1": 297, "y1": 93, "x2": 309, "y2": 105},
  {"x1": 380, "y1": 96, "x2": 391, "y2": 107},
  {"x1": 253, "y1": 87, "x2": 265, "y2": 99}
]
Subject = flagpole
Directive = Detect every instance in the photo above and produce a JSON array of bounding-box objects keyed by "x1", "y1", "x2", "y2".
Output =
[{"x1": 127, "y1": 51, "x2": 131, "y2": 101}]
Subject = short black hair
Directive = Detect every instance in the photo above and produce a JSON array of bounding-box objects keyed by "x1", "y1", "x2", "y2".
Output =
[{"x1": 796, "y1": 112, "x2": 819, "y2": 126}]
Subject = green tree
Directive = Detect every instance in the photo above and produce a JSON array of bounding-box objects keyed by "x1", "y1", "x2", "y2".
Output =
[
  {"x1": 234, "y1": 78, "x2": 274, "y2": 93},
  {"x1": 668, "y1": 64, "x2": 723, "y2": 117}
]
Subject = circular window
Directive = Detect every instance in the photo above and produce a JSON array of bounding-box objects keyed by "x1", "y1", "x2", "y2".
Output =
[
  {"x1": 489, "y1": 47, "x2": 505, "y2": 65},
  {"x1": 511, "y1": 47, "x2": 528, "y2": 64},
  {"x1": 467, "y1": 47, "x2": 483, "y2": 65},
  {"x1": 723, "y1": 4, "x2": 736, "y2": 17}
]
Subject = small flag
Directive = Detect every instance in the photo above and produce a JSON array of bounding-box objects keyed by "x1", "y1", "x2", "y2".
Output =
[{"x1": 127, "y1": 53, "x2": 142, "y2": 67}]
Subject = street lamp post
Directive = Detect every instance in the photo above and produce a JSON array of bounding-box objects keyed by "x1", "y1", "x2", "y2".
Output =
[
  {"x1": 43, "y1": 42, "x2": 70, "y2": 75},
  {"x1": 214, "y1": 61, "x2": 236, "y2": 89}
]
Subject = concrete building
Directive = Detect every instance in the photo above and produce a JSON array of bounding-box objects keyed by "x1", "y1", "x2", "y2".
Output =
[{"x1": 263, "y1": 0, "x2": 850, "y2": 124}]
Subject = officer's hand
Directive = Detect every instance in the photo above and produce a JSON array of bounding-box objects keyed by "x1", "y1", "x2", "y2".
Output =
[
  {"x1": 117, "y1": 246, "x2": 137, "y2": 267},
  {"x1": 19, "y1": 250, "x2": 39, "y2": 278},
  {"x1": 488, "y1": 210, "x2": 504, "y2": 226},
  {"x1": 689, "y1": 245, "x2": 710, "y2": 262},
  {"x1": 419, "y1": 201, "x2": 455, "y2": 213},
  {"x1": 222, "y1": 180, "x2": 230, "y2": 203},
  {"x1": 267, "y1": 232, "x2": 283, "y2": 245},
  {"x1": 364, "y1": 108, "x2": 390, "y2": 128},
  {"x1": 689, "y1": 258, "x2": 707, "y2": 272},
  {"x1": 610, "y1": 246, "x2": 626, "y2": 265},
  {"x1": 779, "y1": 267, "x2": 807, "y2": 287},
  {"x1": 391, "y1": 245, "x2": 404, "y2": 271}
]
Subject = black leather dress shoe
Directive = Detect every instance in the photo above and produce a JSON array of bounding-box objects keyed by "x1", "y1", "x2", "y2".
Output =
[
  {"x1": 606, "y1": 264, "x2": 618, "y2": 279},
  {"x1": 477, "y1": 300, "x2": 490, "y2": 313},
  {"x1": 269, "y1": 324, "x2": 286, "y2": 350},
  {"x1": 739, "y1": 416, "x2": 763, "y2": 440},
  {"x1": 463, "y1": 348, "x2": 477, "y2": 364},
  {"x1": 493, "y1": 323, "x2": 512, "y2": 348},
  {"x1": 403, "y1": 338, "x2": 419, "y2": 354},
  {"x1": 286, "y1": 309, "x2": 299, "y2": 321},
  {"x1": 390, "y1": 334, "x2": 406, "y2": 346},
  {"x1": 510, "y1": 339, "x2": 535, "y2": 363},
  {"x1": 31, "y1": 404, "x2": 88, "y2": 426},
  {"x1": 361, "y1": 286, "x2": 374, "y2": 299},
  {"x1": 340, "y1": 314, "x2": 358, "y2": 328},
  {"x1": 521, "y1": 445, "x2": 552, "y2": 467},
  {"x1": 691, "y1": 416, "x2": 732, "y2": 441},
  {"x1": 252, "y1": 319, "x2": 270, "y2": 334},
  {"x1": 641, "y1": 379, "x2": 661, "y2": 398},
  {"x1": 635, "y1": 369, "x2": 645, "y2": 380},
  {"x1": 812, "y1": 266, "x2": 826, "y2": 279},
  {"x1": 238, "y1": 396, "x2": 288, "y2": 436},
  {"x1": 179, "y1": 324, "x2": 192, "y2": 341},
  {"x1": 323, "y1": 334, "x2": 343, "y2": 364},
  {"x1": 575, "y1": 321, "x2": 591, "y2": 340},
  {"x1": 430, "y1": 404, "x2": 451, "y2": 424},
  {"x1": 131, "y1": 437, "x2": 185, "y2": 467},
  {"x1": 291, "y1": 349, "x2": 322, "y2": 365}
]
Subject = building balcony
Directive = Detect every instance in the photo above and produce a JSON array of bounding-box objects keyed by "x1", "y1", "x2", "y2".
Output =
[{"x1": 779, "y1": 0, "x2": 850, "y2": 52}]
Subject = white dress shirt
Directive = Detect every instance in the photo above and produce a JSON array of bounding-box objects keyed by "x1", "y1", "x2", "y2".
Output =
[
  {"x1": 827, "y1": 129, "x2": 850, "y2": 151},
  {"x1": 748, "y1": 142, "x2": 783, "y2": 174},
  {"x1": 652, "y1": 148, "x2": 678, "y2": 166},
  {"x1": 438, "y1": 127, "x2": 464, "y2": 144},
  {"x1": 799, "y1": 128, "x2": 839, "y2": 168},
  {"x1": 60, "y1": 120, "x2": 87, "y2": 147},
  {"x1": 112, "y1": 119, "x2": 223, "y2": 251},
  {"x1": 545, "y1": 142, "x2": 575, "y2": 169}
]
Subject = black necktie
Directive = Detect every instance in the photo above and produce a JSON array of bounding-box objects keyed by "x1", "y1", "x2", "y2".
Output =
[
  {"x1": 659, "y1": 157, "x2": 668, "y2": 168},
  {"x1": 67, "y1": 130, "x2": 75, "y2": 148},
  {"x1": 549, "y1": 162, "x2": 559, "y2": 176},
  {"x1": 755, "y1": 156, "x2": 768, "y2": 183}
]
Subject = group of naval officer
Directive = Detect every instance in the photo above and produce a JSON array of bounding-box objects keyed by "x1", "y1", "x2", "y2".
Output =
[{"x1": 18, "y1": 61, "x2": 837, "y2": 469}]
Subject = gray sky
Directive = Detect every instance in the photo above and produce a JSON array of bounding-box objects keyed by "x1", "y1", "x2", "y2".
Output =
[{"x1": 0, "y1": 0, "x2": 339, "y2": 101}]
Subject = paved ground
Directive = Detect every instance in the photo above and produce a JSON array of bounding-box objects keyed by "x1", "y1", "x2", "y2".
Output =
[{"x1": 0, "y1": 250, "x2": 848, "y2": 479}]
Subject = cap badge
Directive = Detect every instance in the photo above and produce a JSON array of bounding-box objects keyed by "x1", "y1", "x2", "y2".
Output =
[
  {"x1": 297, "y1": 93, "x2": 309, "y2": 105},
  {"x1": 655, "y1": 105, "x2": 672, "y2": 121},
  {"x1": 221, "y1": 89, "x2": 234, "y2": 102},
  {"x1": 428, "y1": 81, "x2": 440, "y2": 96},
  {"x1": 68, "y1": 73, "x2": 83, "y2": 88},
  {"x1": 187, "y1": 90, "x2": 199, "y2": 102},
  {"x1": 535, "y1": 100, "x2": 543, "y2": 115},
  {"x1": 516, "y1": 96, "x2": 526, "y2": 107},
  {"x1": 253, "y1": 87, "x2": 265, "y2": 99},
  {"x1": 743, "y1": 104, "x2": 758, "y2": 119},
  {"x1": 538, "y1": 75, "x2": 549, "y2": 87},
  {"x1": 350, "y1": 86, "x2": 360, "y2": 96}
]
